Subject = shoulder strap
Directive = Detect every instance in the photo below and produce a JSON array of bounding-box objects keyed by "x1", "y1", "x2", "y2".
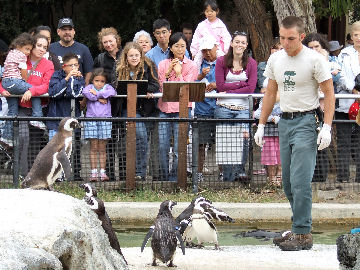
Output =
[{"x1": 98, "y1": 52, "x2": 106, "y2": 68}]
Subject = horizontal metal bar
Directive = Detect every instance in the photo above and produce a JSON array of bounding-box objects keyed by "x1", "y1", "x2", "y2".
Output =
[{"x1": 2, "y1": 93, "x2": 359, "y2": 99}]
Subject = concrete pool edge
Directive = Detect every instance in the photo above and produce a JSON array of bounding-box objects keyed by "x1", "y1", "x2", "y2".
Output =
[{"x1": 104, "y1": 202, "x2": 360, "y2": 225}]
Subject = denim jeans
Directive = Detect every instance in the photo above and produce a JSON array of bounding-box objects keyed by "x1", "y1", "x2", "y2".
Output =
[
  {"x1": 158, "y1": 109, "x2": 191, "y2": 181},
  {"x1": 122, "y1": 110, "x2": 151, "y2": 178},
  {"x1": 48, "y1": 130, "x2": 57, "y2": 141},
  {"x1": 215, "y1": 106, "x2": 249, "y2": 182},
  {"x1": 2, "y1": 78, "x2": 42, "y2": 140}
]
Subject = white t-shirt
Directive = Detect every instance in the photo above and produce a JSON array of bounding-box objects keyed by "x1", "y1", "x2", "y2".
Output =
[
  {"x1": 217, "y1": 70, "x2": 249, "y2": 108},
  {"x1": 264, "y1": 46, "x2": 331, "y2": 112}
]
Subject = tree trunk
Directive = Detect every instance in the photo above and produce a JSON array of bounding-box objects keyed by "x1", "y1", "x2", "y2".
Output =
[
  {"x1": 231, "y1": 0, "x2": 274, "y2": 62},
  {"x1": 272, "y1": 0, "x2": 317, "y2": 33}
]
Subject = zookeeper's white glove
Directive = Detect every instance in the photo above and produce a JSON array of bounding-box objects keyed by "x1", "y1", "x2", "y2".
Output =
[
  {"x1": 317, "y1": 123, "x2": 331, "y2": 151},
  {"x1": 254, "y1": 124, "x2": 265, "y2": 147}
]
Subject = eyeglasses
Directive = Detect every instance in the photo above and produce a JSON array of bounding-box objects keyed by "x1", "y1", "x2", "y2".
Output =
[
  {"x1": 63, "y1": 63, "x2": 79, "y2": 68},
  {"x1": 233, "y1": 31, "x2": 247, "y2": 37}
]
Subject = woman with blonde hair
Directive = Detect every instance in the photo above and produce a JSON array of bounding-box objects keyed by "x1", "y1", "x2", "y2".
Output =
[
  {"x1": 113, "y1": 42, "x2": 159, "y2": 180},
  {"x1": 94, "y1": 27, "x2": 122, "y2": 74}
]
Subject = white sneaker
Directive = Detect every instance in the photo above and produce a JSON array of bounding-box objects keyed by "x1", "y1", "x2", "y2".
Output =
[
  {"x1": 197, "y1": 172, "x2": 204, "y2": 182},
  {"x1": 29, "y1": 121, "x2": 47, "y2": 130}
]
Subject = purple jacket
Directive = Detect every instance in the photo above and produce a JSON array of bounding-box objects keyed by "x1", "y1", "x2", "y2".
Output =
[
  {"x1": 82, "y1": 84, "x2": 116, "y2": 117},
  {"x1": 215, "y1": 55, "x2": 257, "y2": 93}
]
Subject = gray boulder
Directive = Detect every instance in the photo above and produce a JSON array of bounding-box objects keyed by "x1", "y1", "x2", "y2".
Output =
[
  {"x1": 337, "y1": 233, "x2": 360, "y2": 270},
  {"x1": 0, "y1": 189, "x2": 128, "y2": 270}
]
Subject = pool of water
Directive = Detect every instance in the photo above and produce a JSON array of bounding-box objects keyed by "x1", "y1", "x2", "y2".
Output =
[{"x1": 113, "y1": 222, "x2": 352, "y2": 248}]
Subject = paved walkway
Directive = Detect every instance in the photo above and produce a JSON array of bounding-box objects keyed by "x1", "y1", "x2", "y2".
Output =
[
  {"x1": 105, "y1": 202, "x2": 360, "y2": 224},
  {"x1": 123, "y1": 245, "x2": 338, "y2": 270}
]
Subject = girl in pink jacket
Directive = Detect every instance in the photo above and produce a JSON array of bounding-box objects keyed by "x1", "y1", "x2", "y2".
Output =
[{"x1": 190, "y1": 0, "x2": 231, "y2": 67}]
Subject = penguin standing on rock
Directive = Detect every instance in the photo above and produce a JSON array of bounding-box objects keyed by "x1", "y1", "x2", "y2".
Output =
[
  {"x1": 141, "y1": 200, "x2": 185, "y2": 267},
  {"x1": 21, "y1": 117, "x2": 80, "y2": 190},
  {"x1": 80, "y1": 183, "x2": 127, "y2": 265},
  {"x1": 177, "y1": 197, "x2": 234, "y2": 249}
]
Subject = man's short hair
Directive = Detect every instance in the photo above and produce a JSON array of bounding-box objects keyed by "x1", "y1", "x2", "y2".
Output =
[
  {"x1": 281, "y1": 16, "x2": 305, "y2": 34},
  {"x1": 153, "y1": 19, "x2": 170, "y2": 32},
  {"x1": 62, "y1": 53, "x2": 78, "y2": 64}
]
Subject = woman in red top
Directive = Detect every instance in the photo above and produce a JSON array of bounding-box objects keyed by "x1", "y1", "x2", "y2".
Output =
[{"x1": 0, "y1": 34, "x2": 54, "y2": 176}]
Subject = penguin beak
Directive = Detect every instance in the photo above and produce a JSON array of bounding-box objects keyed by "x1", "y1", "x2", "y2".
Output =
[
  {"x1": 228, "y1": 217, "x2": 235, "y2": 223},
  {"x1": 79, "y1": 184, "x2": 85, "y2": 189},
  {"x1": 75, "y1": 121, "x2": 82, "y2": 129},
  {"x1": 169, "y1": 201, "x2": 177, "y2": 210}
]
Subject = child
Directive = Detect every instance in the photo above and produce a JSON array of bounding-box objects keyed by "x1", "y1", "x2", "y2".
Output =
[
  {"x1": 190, "y1": 0, "x2": 231, "y2": 68},
  {"x1": 254, "y1": 79, "x2": 282, "y2": 187},
  {"x1": 82, "y1": 68, "x2": 116, "y2": 181},
  {"x1": 1, "y1": 33, "x2": 46, "y2": 132},
  {"x1": 47, "y1": 53, "x2": 85, "y2": 140}
]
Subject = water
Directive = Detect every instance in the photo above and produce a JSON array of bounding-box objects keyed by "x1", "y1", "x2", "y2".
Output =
[{"x1": 113, "y1": 222, "x2": 352, "y2": 248}]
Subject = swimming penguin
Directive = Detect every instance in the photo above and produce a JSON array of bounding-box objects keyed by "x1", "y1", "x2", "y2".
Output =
[
  {"x1": 80, "y1": 183, "x2": 127, "y2": 265},
  {"x1": 179, "y1": 198, "x2": 234, "y2": 249},
  {"x1": 21, "y1": 117, "x2": 80, "y2": 190},
  {"x1": 141, "y1": 200, "x2": 185, "y2": 267}
]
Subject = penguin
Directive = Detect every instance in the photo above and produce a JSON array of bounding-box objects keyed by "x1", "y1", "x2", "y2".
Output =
[
  {"x1": 80, "y1": 183, "x2": 128, "y2": 265},
  {"x1": 21, "y1": 117, "x2": 80, "y2": 190},
  {"x1": 178, "y1": 197, "x2": 235, "y2": 249},
  {"x1": 141, "y1": 200, "x2": 185, "y2": 267},
  {"x1": 175, "y1": 196, "x2": 212, "y2": 235}
]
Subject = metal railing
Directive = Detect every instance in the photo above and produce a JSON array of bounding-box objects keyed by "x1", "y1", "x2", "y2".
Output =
[{"x1": 0, "y1": 94, "x2": 359, "y2": 193}]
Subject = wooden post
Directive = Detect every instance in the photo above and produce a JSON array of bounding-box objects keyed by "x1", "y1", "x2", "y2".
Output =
[
  {"x1": 126, "y1": 83, "x2": 137, "y2": 191},
  {"x1": 178, "y1": 84, "x2": 189, "y2": 190}
]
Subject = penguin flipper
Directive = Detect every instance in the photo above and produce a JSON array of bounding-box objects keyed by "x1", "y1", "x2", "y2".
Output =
[
  {"x1": 141, "y1": 226, "x2": 154, "y2": 252},
  {"x1": 57, "y1": 149, "x2": 72, "y2": 181},
  {"x1": 175, "y1": 226, "x2": 186, "y2": 255}
]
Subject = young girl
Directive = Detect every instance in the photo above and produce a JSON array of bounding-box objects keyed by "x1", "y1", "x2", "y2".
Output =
[
  {"x1": 82, "y1": 68, "x2": 116, "y2": 181},
  {"x1": 190, "y1": 0, "x2": 231, "y2": 68},
  {"x1": 254, "y1": 84, "x2": 282, "y2": 187},
  {"x1": 1, "y1": 33, "x2": 46, "y2": 131}
]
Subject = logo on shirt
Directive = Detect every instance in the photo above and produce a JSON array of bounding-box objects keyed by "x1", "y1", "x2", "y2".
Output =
[{"x1": 283, "y1": 70, "x2": 296, "y2": 92}]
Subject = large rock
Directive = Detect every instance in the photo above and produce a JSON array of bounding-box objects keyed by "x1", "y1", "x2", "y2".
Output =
[
  {"x1": 0, "y1": 189, "x2": 128, "y2": 270},
  {"x1": 337, "y1": 233, "x2": 360, "y2": 270}
]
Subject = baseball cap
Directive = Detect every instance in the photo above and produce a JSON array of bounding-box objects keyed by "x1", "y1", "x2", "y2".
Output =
[
  {"x1": 199, "y1": 36, "x2": 218, "y2": 51},
  {"x1": 58, "y1": 18, "x2": 74, "y2": 29}
]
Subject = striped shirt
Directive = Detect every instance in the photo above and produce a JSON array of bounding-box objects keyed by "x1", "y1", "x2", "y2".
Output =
[{"x1": 2, "y1": 49, "x2": 27, "y2": 79}]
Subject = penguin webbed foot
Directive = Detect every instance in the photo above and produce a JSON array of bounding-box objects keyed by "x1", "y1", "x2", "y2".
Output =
[
  {"x1": 152, "y1": 259, "x2": 158, "y2": 266},
  {"x1": 167, "y1": 260, "x2": 177, "y2": 267},
  {"x1": 185, "y1": 242, "x2": 204, "y2": 249},
  {"x1": 214, "y1": 243, "x2": 222, "y2": 250}
]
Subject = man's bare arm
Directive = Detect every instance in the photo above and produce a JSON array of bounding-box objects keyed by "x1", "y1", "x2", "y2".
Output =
[{"x1": 319, "y1": 78, "x2": 335, "y2": 125}]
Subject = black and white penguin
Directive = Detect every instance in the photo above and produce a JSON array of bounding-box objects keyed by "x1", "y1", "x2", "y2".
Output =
[
  {"x1": 178, "y1": 197, "x2": 234, "y2": 249},
  {"x1": 21, "y1": 117, "x2": 80, "y2": 190},
  {"x1": 80, "y1": 183, "x2": 128, "y2": 265},
  {"x1": 141, "y1": 200, "x2": 185, "y2": 267}
]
